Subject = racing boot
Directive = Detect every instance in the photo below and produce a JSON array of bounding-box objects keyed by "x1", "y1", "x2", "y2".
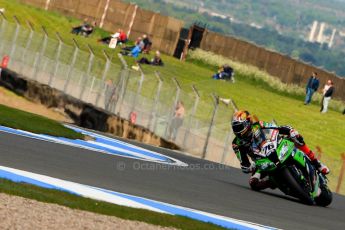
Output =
[
  {"x1": 249, "y1": 173, "x2": 276, "y2": 191},
  {"x1": 311, "y1": 159, "x2": 330, "y2": 175}
]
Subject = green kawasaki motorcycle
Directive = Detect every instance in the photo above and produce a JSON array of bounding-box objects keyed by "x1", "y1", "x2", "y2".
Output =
[{"x1": 254, "y1": 130, "x2": 332, "y2": 206}]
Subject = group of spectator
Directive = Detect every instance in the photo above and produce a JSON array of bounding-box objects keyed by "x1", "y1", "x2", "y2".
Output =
[
  {"x1": 304, "y1": 71, "x2": 335, "y2": 113},
  {"x1": 71, "y1": 19, "x2": 163, "y2": 66},
  {"x1": 120, "y1": 34, "x2": 153, "y2": 58}
]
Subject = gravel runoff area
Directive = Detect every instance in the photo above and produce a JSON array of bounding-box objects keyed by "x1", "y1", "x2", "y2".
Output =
[{"x1": 0, "y1": 193, "x2": 176, "y2": 230}]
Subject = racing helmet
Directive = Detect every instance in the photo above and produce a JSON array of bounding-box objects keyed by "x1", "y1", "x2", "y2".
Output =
[{"x1": 231, "y1": 110, "x2": 253, "y2": 140}]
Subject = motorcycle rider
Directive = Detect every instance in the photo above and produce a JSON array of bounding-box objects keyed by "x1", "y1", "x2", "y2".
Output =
[{"x1": 231, "y1": 110, "x2": 330, "y2": 191}]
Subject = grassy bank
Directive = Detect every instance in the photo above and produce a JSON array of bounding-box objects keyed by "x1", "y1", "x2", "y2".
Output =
[
  {"x1": 0, "y1": 104, "x2": 83, "y2": 139},
  {"x1": 188, "y1": 49, "x2": 345, "y2": 113},
  {"x1": 0, "y1": 178, "x2": 226, "y2": 230}
]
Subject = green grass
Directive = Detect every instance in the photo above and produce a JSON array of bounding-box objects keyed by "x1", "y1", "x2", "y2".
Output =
[
  {"x1": 0, "y1": 0, "x2": 111, "y2": 58},
  {"x1": 0, "y1": 104, "x2": 84, "y2": 139},
  {"x1": 0, "y1": 178, "x2": 226, "y2": 230}
]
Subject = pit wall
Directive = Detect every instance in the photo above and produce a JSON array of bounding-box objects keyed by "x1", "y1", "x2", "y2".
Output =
[{"x1": 0, "y1": 68, "x2": 179, "y2": 150}]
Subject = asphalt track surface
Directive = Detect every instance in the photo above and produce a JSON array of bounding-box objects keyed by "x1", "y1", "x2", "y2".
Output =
[{"x1": 0, "y1": 132, "x2": 344, "y2": 230}]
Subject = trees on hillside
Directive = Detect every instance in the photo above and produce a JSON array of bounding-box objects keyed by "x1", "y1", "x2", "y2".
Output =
[{"x1": 124, "y1": 0, "x2": 345, "y2": 76}]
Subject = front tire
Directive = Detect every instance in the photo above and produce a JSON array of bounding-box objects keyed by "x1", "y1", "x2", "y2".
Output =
[
  {"x1": 315, "y1": 186, "x2": 332, "y2": 207},
  {"x1": 280, "y1": 167, "x2": 314, "y2": 205}
]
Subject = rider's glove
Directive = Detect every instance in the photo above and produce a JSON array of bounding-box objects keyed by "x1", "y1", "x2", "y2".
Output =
[
  {"x1": 289, "y1": 129, "x2": 304, "y2": 146},
  {"x1": 241, "y1": 163, "x2": 255, "y2": 174},
  {"x1": 289, "y1": 129, "x2": 299, "y2": 138}
]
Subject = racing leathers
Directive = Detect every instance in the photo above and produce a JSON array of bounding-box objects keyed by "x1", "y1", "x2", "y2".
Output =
[{"x1": 232, "y1": 121, "x2": 329, "y2": 191}]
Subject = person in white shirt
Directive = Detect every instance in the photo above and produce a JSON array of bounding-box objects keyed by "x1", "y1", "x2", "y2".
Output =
[{"x1": 320, "y1": 80, "x2": 334, "y2": 113}]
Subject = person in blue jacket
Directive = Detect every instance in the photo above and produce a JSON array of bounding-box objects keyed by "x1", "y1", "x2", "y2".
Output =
[
  {"x1": 304, "y1": 72, "x2": 320, "y2": 105},
  {"x1": 120, "y1": 42, "x2": 143, "y2": 58},
  {"x1": 130, "y1": 44, "x2": 142, "y2": 58}
]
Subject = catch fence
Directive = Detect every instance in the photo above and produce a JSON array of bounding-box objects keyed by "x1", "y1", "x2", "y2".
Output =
[{"x1": 0, "y1": 16, "x2": 239, "y2": 168}]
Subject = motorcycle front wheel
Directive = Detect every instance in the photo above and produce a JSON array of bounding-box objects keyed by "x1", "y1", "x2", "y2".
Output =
[
  {"x1": 314, "y1": 185, "x2": 332, "y2": 207},
  {"x1": 280, "y1": 166, "x2": 314, "y2": 205}
]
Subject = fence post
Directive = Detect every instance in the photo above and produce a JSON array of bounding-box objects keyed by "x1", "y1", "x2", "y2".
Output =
[
  {"x1": 95, "y1": 50, "x2": 111, "y2": 106},
  {"x1": 32, "y1": 26, "x2": 48, "y2": 80},
  {"x1": 0, "y1": 11, "x2": 6, "y2": 35},
  {"x1": 79, "y1": 44, "x2": 95, "y2": 100},
  {"x1": 129, "y1": 65, "x2": 145, "y2": 115},
  {"x1": 0, "y1": 12, "x2": 7, "y2": 52},
  {"x1": 87, "y1": 77, "x2": 96, "y2": 103},
  {"x1": 127, "y1": 4, "x2": 138, "y2": 38},
  {"x1": 221, "y1": 130, "x2": 233, "y2": 164},
  {"x1": 19, "y1": 21, "x2": 34, "y2": 74},
  {"x1": 202, "y1": 94, "x2": 219, "y2": 159},
  {"x1": 182, "y1": 85, "x2": 200, "y2": 148},
  {"x1": 63, "y1": 38, "x2": 79, "y2": 93},
  {"x1": 336, "y1": 153, "x2": 345, "y2": 194},
  {"x1": 148, "y1": 71, "x2": 163, "y2": 131},
  {"x1": 9, "y1": 16, "x2": 20, "y2": 60},
  {"x1": 45, "y1": 0, "x2": 51, "y2": 10},
  {"x1": 115, "y1": 53, "x2": 130, "y2": 115},
  {"x1": 99, "y1": 0, "x2": 110, "y2": 28},
  {"x1": 229, "y1": 98, "x2": 238, "y2": 112},
  {"x1": 164, "y1": 77, "x2": 181, "y2": 139},
  {"x1": 48, "y1": 32, "x2": 62, "y2": 86}
]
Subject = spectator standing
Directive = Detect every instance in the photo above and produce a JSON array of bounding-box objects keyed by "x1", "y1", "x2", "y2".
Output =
[
  {"x1": 168, "y1": 101, "x2": 185, "y2": 141},
  {"x1": 304, "y1": 72, "x2": 319, "y2": 105},
  {"x1": 320, "y1": 80, "x2": 334, "y2": 113}
]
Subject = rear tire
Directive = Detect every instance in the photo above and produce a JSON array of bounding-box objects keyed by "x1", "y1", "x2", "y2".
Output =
[
  {"x1": 281, "y1": 167, "x2": 314, "y2": 205},
  {"x1": 315, "y1": 186, "x2": 332, "y2": 207}
]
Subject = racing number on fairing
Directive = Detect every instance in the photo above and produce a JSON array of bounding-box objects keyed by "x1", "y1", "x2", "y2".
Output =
[{"x1": 261, "y1": 142, "x2": 275, "y2": 156}]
